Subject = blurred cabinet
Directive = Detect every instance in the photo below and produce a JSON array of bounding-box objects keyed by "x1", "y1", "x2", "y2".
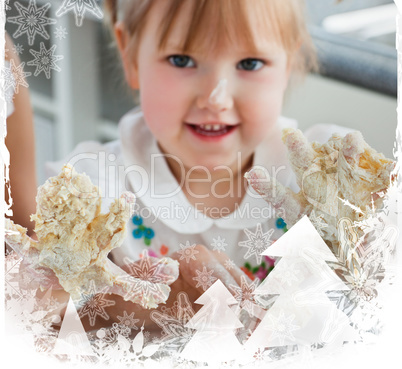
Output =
[
  {"x1": 283, "y1": 74, "x2": 397, "y2": 159},
  {"x1": 6, "y1": 0, "x2": 137, "y2": 184}
]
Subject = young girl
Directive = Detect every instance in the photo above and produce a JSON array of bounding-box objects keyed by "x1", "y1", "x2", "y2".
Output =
[{"x1": 47, "y1": 0, "x2": 353, "y2": 325}]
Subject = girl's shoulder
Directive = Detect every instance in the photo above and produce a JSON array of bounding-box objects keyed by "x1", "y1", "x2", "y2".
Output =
[{"x1": 118, "y1": 107, "x2": 156, "y2": 161}]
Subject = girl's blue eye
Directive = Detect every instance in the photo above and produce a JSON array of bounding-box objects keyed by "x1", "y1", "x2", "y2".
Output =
[
  {"x1": 238, "y1": 59, "x2": 264, "y2": 71},
  {"x1": 168, "y1": 55, "x2": 195, "y2": 68}
]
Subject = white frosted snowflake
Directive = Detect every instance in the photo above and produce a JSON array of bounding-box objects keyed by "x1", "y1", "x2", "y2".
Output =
[
  {"x1": 344, "y1": 270, "x2": 378, "y2": 302},
  {"x1": 239, "y1": 223, "x2": 274, "y2": 264},
  {"x1": 116, "y1": 311, "x2": 140, "y2": 330},
  {"x1": 98, "y1": 322, "x2": 131, "y2": 344},
  {"x1": 54, "y1": 26, "x2": 68, "y2": 40},
  {"x1": 34, "y1": 335, "x2": 57, "y2": 354},
  {"x1": 56, "y1": 0, "x2": 103, "y2": 27},
  {"x1": 2, "y1": 59, "x2": 31, "y2": 94},
  {"x1": 211, "y1": 236, "x2": 227, "y2": 253},
  {"x1": 229, "y1": 275, "x2": 260, "y2": 315},
  {"x1": 8, "y1": 0, "x2": 57, "y2": 46},
  {"x1": 41, "y1": 296, "x2": 60, "y2": 311},
  {"x1": 4, "y1": 86, "x2": 15, "y2": 105},
  {"x1": 4, "y1": 0, "x2": 11, "y2": 11},
  {"x1": 309, "y1": 210, "x2": 328, "y2": 237},
  {"x1": 12, "y1": 43, "x2": 24, "y2": 55},
  {"x1": 27, "y1": 42, "x2": 63, "y2": 79},
  {"x1": 276, "y1": 260, "x2": 301, "y2": 287},
  {"x1": 120, "y1": 252, "x2": 174, "y2": 306},
  {"x1": 178, "y1": 241, "x2": 199, "y2": 263},
  {"x1": 224, "y1": 259, "x2": 236, "y2": 270},
  {"x1": 150, "y1": 291, "x2": 195, "y2": 349},
  {"x1": 266, "y1": 310, "x2": 300, "y2": 346},
  {"x1": 78, "y1": 280, "x2": 116, "y2": 327},
  {"x1": 143, "y1": 330, "x2": 151, "y2": 343},
  {"x1": 125, "y1": 252, "x2": 175, "y2": 285},
  {"x1": 192, "y1": 266, "x2": 216, "y2": 291}
]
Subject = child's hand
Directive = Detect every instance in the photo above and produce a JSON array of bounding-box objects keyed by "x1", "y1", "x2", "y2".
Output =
[
  {"x1": 246, "y1": 129, "x2": 394, "y2": 244},
  {"x1": 168, "y1": 244, "x2": 248, "y2": 307},
  {"x1": 77, "y1": 247, "x2": 254, "y2": 334},
  {"x1": 246, "y1": 128, "x2": 396, "y2": 285},
  {"x1": 166, "y1": 245, "x2": 259, "y2": 333},
  {"x1": 5, "y1": 165, "x2": 181, "y2": 309},
  {"x1": 5, "y1": 216, "x2": 180, "y2": 309},
  {"x1": 121, "y1": 245, "x2": 248, "y2": 312},
  {"x1": 5, "y1": 218, "x2": 64, "y2": 291}
]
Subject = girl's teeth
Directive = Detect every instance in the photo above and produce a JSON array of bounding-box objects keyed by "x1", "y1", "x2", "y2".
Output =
[
  {"x1": 194, "y1": 123, "x2": 231, "y2": 137},
  {"x1": 199, "y1": 124, "x2": 226, "y2": 131}
]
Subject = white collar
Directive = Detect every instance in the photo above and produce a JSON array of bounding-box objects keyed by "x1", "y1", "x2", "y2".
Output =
[{"x1": 119, "y1": 108, "x2": 297, "y2": 234}]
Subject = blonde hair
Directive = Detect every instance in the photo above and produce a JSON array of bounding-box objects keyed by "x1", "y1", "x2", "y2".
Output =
[{"x1": 105, "y1": 0, "x2": 318, "y2": 77}]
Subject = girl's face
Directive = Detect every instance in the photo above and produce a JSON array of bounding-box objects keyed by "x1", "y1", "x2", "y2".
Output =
[{"x1": 119, "y1": 1, "x2": 291, "y2": 175}]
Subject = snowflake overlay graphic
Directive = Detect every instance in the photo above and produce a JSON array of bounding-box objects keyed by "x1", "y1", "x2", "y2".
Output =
[
  {"x1": 12, "y1": 43, "x2": 24, "y2": 55},
  {"x1": 125, "y1": 252, "x2": 174, "y2": 285},
  {"x1": 56, "y1": 0, "x2": 103, "y2": 27},
  {"x1": 120, "y1": 252, "x2": 174, "y2": 306},
  {"x1": 224, "y1": 259, "x2": 236, "y2": 270},
  {"x1": 211, "y1": 236, "x2": 228, "y2": 253},
  {"x1": 97, "y1": 322, "x2": 131, "y2": 344},
  {"x1": 8, "y1": 0, "x2": 57, "y2": 46},
  {"x1": 77, "y1": 280, "x2": 116, "y2": 326},
  {"x1": 229, "y1": 275, "x2": 260, "y2": 315},
  {"x1": 3, "y1": 58, "x2": 31, "y2": 94},
  {"x1": 178, "y1": 241, "x2": 199, "y2": 263},
  {"x1": 39, "y1": 295, "x2": 61, "y2": 312},
  {"x1": 92, "y1": 322, "x2": 159, "y2": 366},
  {"x1": 54, "y1": 26, "x2": 68, "y2": 40},
  {"x1": 192, "y1": 266, "x2": 217, "y2": 291},
  {"x1": 27, "y1": 42, "x2": 63, "y2": 79},
  {"x1": 150, "y1": 291, "x2": 195, "y2": 351},
  {"x1": 4, "y1": 80, "x2": 15, "y2": 107},
  {"x1": 309, "y1": 210, "x2": 328, "y2": 237},
  {"x1": 276, "y1": 260, "x2": 301, "y2": 287},
  {"x1": 239, "y1": 223, "x2": 274, "y2": 264},
  {"x1": 4, "y1": 0, "x2": 11, "y2": 11},
  {"x1": 266, "y1": 310, "x2": 300, "y2": 346},
  {"x1": 116, "y1": 311, "x2": 140, "y2": 330}
]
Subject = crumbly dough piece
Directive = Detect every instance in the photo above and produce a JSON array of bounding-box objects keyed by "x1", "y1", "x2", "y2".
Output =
[
  {"x1": 245, "y1": 129, "x2": 395, "y2": 254},
  {"x1": 5, "y1": 164, "x2": 179, "y2": 308}
]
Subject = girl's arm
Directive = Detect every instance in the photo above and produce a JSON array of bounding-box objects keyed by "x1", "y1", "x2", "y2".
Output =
[{"x1": 5, "y1": 33, "x2": 37, "y2": 236}]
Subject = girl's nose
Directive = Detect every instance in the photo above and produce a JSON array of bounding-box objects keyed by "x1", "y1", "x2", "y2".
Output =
[{"x1": 197, "y1": 78, "x2": 234, "y2": 113}]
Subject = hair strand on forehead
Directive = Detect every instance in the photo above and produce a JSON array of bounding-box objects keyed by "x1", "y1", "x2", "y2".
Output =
[{"x1": 105, "y1": 0, "x2": 318, "y2": 79}]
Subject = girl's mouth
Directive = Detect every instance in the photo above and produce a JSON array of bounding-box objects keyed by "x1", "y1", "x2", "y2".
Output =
[{"x1": 185, "y1": 123, "x2": 238, "y2": 140}]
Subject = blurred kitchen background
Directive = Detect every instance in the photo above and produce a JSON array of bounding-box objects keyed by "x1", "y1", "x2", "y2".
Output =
[{"x1": 5, "y1": 0, "x2": 398, "y2": 185}]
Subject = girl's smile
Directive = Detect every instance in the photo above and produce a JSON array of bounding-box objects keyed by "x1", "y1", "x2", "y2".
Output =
[{"x1": 185, "y1": 122, "x2": 240, "y2": 142}]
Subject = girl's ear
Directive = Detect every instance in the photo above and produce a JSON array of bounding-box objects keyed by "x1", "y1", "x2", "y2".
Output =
[{"x1": 114, "y1": 21, "x2": 140, "y2": 90}]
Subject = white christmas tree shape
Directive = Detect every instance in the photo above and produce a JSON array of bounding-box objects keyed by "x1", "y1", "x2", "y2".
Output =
[
  {"x1": 180, "y1": 279, "x2": 244, "y2": 364},
  {"x1": 245, "y1": 216, "x2": 358, "y2": 355},
  {"x1": 52, "y1": 297, "x2": 94, "y2": 358}
]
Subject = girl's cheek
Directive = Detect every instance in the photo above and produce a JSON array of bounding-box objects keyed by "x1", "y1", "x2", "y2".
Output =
[{"x1": 141, "y1": 66, "x2": 190, "y2": 132}]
